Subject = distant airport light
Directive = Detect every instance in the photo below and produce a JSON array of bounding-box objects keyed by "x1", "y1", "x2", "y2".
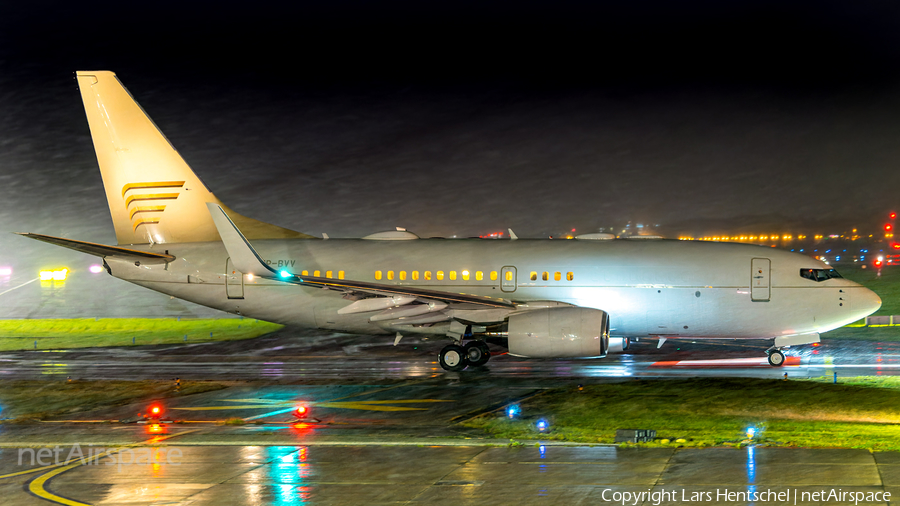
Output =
[
  {"x1": 891, "y1": 212, "x2": 897, "y2": 220},
  {"x1": 292, "y1": 405, "x2": 309, "y2": 418},
  {"x1": 39, "y1": 268, "x2": 68, "y2": 281},
  {"x1": 507, "y1": 405, "x2": 521, "y2": 419},
  {"x1": 89, "y1": 264, "x2": 103, "y2": 274},
  {"x1": 536, "y1": 419, "x2": 549, "y2": 433},
  {"x1": 0, "y1": 267, "x2": 11, "y2": 276},
  {"x1": 893, "y1": 244, "x2": 900, "y2": 250},
  {"x1": 150, "y1": 405, "x2": 162, "y2": 416},
  {"x1": 746, "y1": 427, "x2": 756, "y2": 439},
  {"x1": 886, "y1": 224, "x2": 894, "y2": 232}
]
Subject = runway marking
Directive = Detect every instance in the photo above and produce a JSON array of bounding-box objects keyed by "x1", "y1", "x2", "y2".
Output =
[
  {"x1": 174, "y1": 398, "x2": 453, "y2": 413},
  {"x1": 0, "y1": 277, "x2": 38, "y2": 298},
  {"x1": 649, "y1": 356, "x2": 802, "y2": 367},
  {"x1": 3, "y1": 429, "x2": 202, "y2": 506}
]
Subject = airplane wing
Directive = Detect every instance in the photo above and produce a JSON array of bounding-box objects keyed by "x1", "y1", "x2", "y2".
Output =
[
  {"x1": 206, "y1": 203, "x2": 515, "y2": 311},
  {"x1": 17, "y1": 233, "x2": 175, "y2": 263}
]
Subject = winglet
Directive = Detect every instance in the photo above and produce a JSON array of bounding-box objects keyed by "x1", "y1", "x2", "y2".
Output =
[
  {"x1": 206, "y1": 203, "x2": 276, "y2": 276},
  {"x1": 508, "y1": 228, "x2": 518, "y2": 240}
]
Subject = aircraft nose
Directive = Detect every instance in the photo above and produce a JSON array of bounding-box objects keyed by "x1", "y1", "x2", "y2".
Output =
[{"x1": 855, "y1": 286, "x2": 882, "y2": 317}]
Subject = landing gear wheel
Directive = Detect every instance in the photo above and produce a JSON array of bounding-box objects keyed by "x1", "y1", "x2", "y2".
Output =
[
  {"x1": 439, "y1": 344, "x2": 468, "y2": 371},
  {"x1": 464, "y1": 341, "x2": 491, "y2": 367},
  {"x1": 767, "y1": 350, "x2": 786, "y2": 367}
]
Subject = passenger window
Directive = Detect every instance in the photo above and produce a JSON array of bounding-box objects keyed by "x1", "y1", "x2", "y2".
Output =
[
  {"x1": 375, "y1": 270, "x2": 382, "y2": 280},
  {"x1": 462, "y1": 270, "x2": 470, "y2": 281},
  {"x1": 338, "y1": 270, "x2": 345, "y2": 280},
  {"x1": 326, "y1": 270, "x2": 333, "y2": 278},
  {"x1": 387, "y1": 271, "x2": 394, "y2": 280},
  {"x1": 437, "y1": 271, "x2": 444, "y2": 280},
  {"x1": 566, "y1": 272, "x2": 573, "y2": 281},
  {"x1": 450, "y1": 271, "x2": 457, "y2": 280},
  {"x1": 506, "y1": 271, "x2": 513, "y2": 281},
  {"x1": 424, "y1": 271, "x2": 432, "y2": 280},
  {"x1": 490, "y1": 271, "x2": 498, "y2": 281},
  {"x1": 530, "y1": 271, "x2": 537, "y2": 281},
  {"x1": 302, "y1": 270, "x2": 309, "y2": 276},
  {"x1": 399, "y1": 271, "x2": 407, "y2": 281},
  {"x1": 542, "y1": 272, "x2": 549, "y2": 281},
  {"x1": 476, "y1": 271, "x2": 483, "y2": 281},
  {"x1": 412, "y1": 271, "x2": 419, "y2": 280},
  {"x1": 314, "y1": 270, "x2": 321, "y2": 277},
  {"x1": 554, "y1": 271, "x2": 561, "y2": 281}
]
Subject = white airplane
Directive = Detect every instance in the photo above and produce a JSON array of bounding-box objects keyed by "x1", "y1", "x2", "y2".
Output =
[{"x1": 21, "y1": 71, "x2": 882, "y2": 371}]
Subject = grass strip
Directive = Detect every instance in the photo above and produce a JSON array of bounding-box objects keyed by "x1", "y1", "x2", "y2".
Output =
[
  {"x1": 0, "y1": 318, "x2": 282, "y2": 350},
  {"x1": 0, "y1": 380, "x2": 232, "y2": 421},
  {"x1": 463, "y1": 377, "x2": 900, "y2": 450}
]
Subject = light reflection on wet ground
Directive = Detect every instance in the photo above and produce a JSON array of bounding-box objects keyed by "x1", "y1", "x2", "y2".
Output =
[{"x1": 0, "y1": 327, "x2": 896, "y2": 381}]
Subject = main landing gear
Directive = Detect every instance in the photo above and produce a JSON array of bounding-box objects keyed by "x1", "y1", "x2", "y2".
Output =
[
  {"x1": 766, "y1": 347, "x2": 786, "y2": 367},
  {"x1": 438, "y1": 341, "x2": 491, "y2": 371}
]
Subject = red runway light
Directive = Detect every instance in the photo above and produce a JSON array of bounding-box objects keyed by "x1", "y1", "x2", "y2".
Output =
[
  {"x1": 886, "y1": 224, "x2": 894, "y2": 232},
  {"x1": 293, "y1": 405, "x2": 308, "y2": 418},
  {"x1": 891, "y1": 212, "x2": 896, "y2": 220}
]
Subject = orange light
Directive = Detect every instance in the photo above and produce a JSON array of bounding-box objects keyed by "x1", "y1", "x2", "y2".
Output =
[{"x1": 150, "y1": 405, "x2": 161, "y2": 415}]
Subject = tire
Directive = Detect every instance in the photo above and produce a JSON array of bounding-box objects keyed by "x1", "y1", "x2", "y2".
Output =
[
  {"x1": 439, "y1": 344, "x2": 468, "y2": 371},
  {"x1": 464, "y1": 341, "x2": 491, "y2": 367},
  {"x1": 767, "y1": 350, "x2": 786, "y2": 367}
]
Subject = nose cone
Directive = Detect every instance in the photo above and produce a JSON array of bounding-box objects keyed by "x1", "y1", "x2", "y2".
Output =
[{"x1": 855, "y1": 286, "x2": 882, "y2": 317}]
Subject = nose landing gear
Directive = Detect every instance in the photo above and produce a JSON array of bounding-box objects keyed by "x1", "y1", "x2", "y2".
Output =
[{"x1": 766, "y1": 348, "x2": 786, "y2": 367}]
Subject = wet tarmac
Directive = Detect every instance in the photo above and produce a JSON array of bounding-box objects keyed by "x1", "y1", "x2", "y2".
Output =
[
  {"x1": 1, "y1": 330, "x2": 899, "y2": 504},
  {"x1": 0, "y1": 327, "x2": 897, "y2": 381},
  {"x1": 1, "y1": 443, "x2": 898, "y2": 505}
]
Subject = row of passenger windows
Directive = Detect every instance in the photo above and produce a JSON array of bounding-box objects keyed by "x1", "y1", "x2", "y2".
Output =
[
  {"x1": 531, "y1": 271, "x2": 575, "y2": 281},
  {"x1": 373, "y1": 270, "x2": 575, "y2": 282},
  {"x1": 301, "y1": 270, "x2": 345, "y2": 279}
]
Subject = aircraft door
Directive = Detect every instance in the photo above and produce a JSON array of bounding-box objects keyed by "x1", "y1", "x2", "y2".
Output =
[
  {"x1": 501, "y1": 266, "x2": 517, "y2": 292},
  {"x1": 225, "y1": 257, "x2": 244, "y2": 299},
  {"x1": 750, "y1": 258, "x2": 770, "y2": 302}
]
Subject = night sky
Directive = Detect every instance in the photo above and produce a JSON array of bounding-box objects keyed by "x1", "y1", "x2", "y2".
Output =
[{"x1": 3, "y1": 1, "x2": 900, "y2": 255}]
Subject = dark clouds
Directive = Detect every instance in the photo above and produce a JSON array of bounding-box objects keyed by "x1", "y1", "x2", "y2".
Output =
[{"x1": 2, "y1": 0, "x2": 900, "y2": 241}]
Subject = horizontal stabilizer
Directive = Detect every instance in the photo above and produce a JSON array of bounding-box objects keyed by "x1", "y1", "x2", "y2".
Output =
[{"x1": 17, "y1": 233, "x2": 174, "y2": 263}]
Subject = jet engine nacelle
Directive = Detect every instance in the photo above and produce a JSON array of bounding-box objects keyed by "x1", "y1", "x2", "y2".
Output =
[{"x1": 507, "y1": 307, "x2": 609, "y2": 358}]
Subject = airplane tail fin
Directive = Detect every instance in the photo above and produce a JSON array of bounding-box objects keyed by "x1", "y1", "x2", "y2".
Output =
[{"x1": 75, "y1": 71, "x2": 313, "y2": 245}]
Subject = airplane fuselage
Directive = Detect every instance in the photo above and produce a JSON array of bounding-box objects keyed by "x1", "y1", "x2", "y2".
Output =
[{"x1": 107, "y1": 238, "x2": 879, "y2": 340}]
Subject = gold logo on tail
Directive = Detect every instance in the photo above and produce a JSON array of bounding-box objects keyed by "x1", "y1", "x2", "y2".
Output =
[{"x1": 122, "y1": 181, "x2": 185, "y2": 230}]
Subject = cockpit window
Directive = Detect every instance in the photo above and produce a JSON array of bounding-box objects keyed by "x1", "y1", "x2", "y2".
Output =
[{"x1": 800, "y1": 268, "x2": 843, "y2": 282}]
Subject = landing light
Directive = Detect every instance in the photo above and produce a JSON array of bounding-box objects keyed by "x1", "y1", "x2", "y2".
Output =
[
  {"x1": 0, "y1": 267, "x2": 11, "y2": 276},
  {"x1": 89, "y1": 265, "x2": 103, "y2": 274}
]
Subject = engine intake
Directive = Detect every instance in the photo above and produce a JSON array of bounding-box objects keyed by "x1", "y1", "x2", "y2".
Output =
[{"x1": 507, "y1": 307, "x2": 609, "y2": 358}]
